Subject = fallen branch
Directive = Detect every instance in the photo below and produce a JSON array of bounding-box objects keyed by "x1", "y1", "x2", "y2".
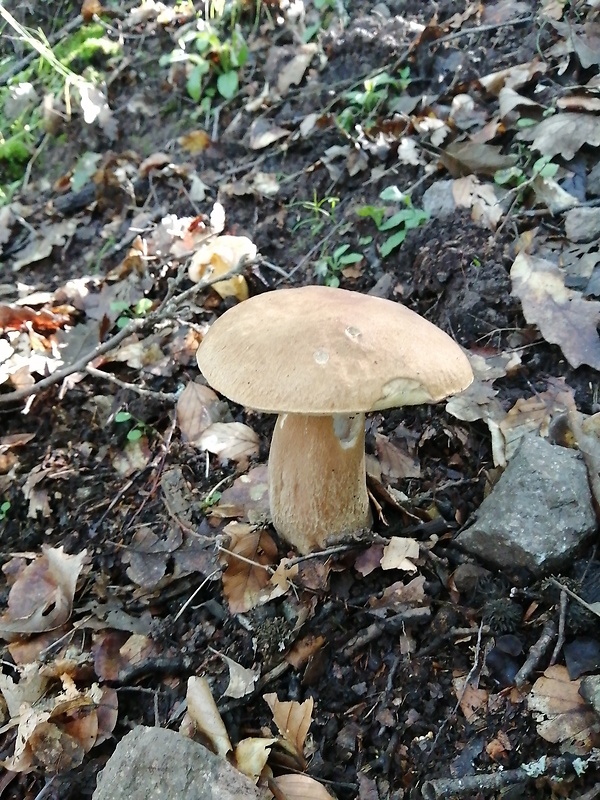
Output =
[
  {"x1": 0, "y1": 265, "x2": 240, "y2": 407},
  {"x1": 514, "y1": 619, "x2": 557, "y2": 687},
  {"x1": 421, "y1": 754, "x2": 592, "y2": 800}
]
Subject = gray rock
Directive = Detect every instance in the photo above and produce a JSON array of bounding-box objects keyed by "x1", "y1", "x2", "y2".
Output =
[
  {"x1": 565, "y1": 207, "x2": 600, "y2": 243},
  {"x1": 580, "y1": 675, "x2": 600, "y2": 714},
  {"x1": 588, "y1": 161, "x2": 600, "y2": 197},
  {"x1": 422, "y1": 180, "x2": 456, "y2": 220},
  {"x1": 456, "y1": 435, "x2": 596, "y2": 575},
  {"x1": 93, "y1": 727, "x2": 267, "y2": 800}
]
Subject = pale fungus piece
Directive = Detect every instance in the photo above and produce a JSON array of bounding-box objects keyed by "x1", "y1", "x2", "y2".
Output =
[
  {"x1": 188, "y1": 234, "x2": 256, "y2": 301},
  {"x1": 196, "y1": 286, "x2": 473, "y2": 554}
]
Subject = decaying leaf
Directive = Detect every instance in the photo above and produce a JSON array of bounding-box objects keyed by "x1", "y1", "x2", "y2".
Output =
[
  {"x1": 220, "y1": 522, "x2": 279, "y2": 613},
  {"x1": 368, "y1": 575, "x2": 429, "y2": 616},
  {"x1": 273, "y1": 773, "x2": 336, "y2": 800},
  {"x1": 212, "y1": 465, "x2": 270, "y2": 523},
  {"x1": 0, "y1": 547, "x2": 87, "y2": 638},
  {"x1": 518, "y1": 112, "x2": 600, "y2": 159},
  {"x1": 176, "y1": 382, "x2": 227, "y2": 442},
  {"x1": 198, "y1": 422, "x2": 260, "y2": 465},
  {"x1": 527, "y1": 665, "x2": 596, "y2": 752},
  {"x1": 511, "y1": 252, "x2": 600, "y2": 370},
  {"x1": 234, "y1": 736, "x2": 276, "y2": 782},
  {"x1": 263, "y1": 693, "x2": 313, "y2": 765},
  {"x1": 380, "y1": 538, "x2": 420, "y2": 572},
  {"x1": 441, "y1": 142, "x2": 517, "y2": 177},
  {"x1": 452, "y1": 176, "x2": 503, "y2": 229},
  {"x1": 185, "y1": 676, "x2": 232, "y2": 758},
  {"x1": 453, "y1": 676, "x2": 489, "y2": 724},
  {"x1": 217, "y1": 653, "x2": 260, "y2": 699}
]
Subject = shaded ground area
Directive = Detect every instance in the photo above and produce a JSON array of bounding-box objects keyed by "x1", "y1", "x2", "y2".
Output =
[{"x1": 1, "y1": 1, "x2": 600, "y2": 798}]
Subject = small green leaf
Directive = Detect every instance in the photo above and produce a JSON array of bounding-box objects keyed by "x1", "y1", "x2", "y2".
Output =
[
  {"x1": 326, "y1": 275, "x2": 340, "y2": 288},
  {"x1": 187, "y1": 63, "x2": 206, "y2": 103},
  {"x1": 359, "y1": 235, "x2": 373, "y2": 245},
  {"x1": 339, "y1": 252, "x2": 362, "y2": 265},
  {"x1": 380, "y1": 228, "x2": 407, "y2": 257},
  {"x1": 333, "y1": 244, "x2": 350, "y2": 259},
  {"x1": 135, "y1": 298, "x2": 153, "y2": 316},
  {"x1": 127, "y1": 428, "x2": 143, "y2": 442},
  {"x1": 379, "y1": 210, "x2": 413, "y2": 230},
  {"x1": 116, "y1": 316, "x2": 130, "y2": 329},
  {"x1": 115, "y1": 411, "x2": 132, "y2": 423},
  {"x1": 217, "y1": 70, "x2": 239, "y2": 99}
]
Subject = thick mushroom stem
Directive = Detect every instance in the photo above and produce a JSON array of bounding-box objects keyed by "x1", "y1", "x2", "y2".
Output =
[{"x1": 268, "y1": 412, "x2": 371, "y2": 554}]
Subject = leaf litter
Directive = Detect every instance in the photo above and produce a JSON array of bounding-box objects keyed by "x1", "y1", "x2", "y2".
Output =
[{"x1": 2, "y1": 0, "x2": 600, "y2": 798}]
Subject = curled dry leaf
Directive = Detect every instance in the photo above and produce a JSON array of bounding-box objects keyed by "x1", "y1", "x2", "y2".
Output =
[
  {"x1": 198, "y1": 422, "x2": 260, "y2": 465},
  {"x1": 234, "y1": 737, "x2": 277, "y2": 783},
  {"x1": 189, "y1": 234, "x2": 256, "y2": 300},
  {"x1": 518, "y1": 112, "x2": 600, "y2": 159},
  {"x1": 263, "y1": 693, "x2": 313, "y2": 765},
  {"x1": 185, "y1": 676, "x2": 232, "y2": 758},
  {"x1": 0, "y1": 546, "x2": 87, "y2": 639},
  {"x1": 176, "y1": 382, "x2": 227, "y2": 443},
  {"x1": 220, "y1": 522, "x2": 279, "y2": 613},
  {"x1": 273, "y1": 773, "x2": 336, "y2": 800}
]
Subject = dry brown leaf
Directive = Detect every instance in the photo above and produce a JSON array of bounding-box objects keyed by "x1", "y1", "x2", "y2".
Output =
[
  {"x1": 198, "y1": 422, "x2": 260, "y2": 465},
  {"x1": 441, "y1": 142, "x2": 517, "y2": 177},
  {"x1": 452, "y1": 176, "x2": 503, "y2": 229},
  {"x1": 0, "y1": 547, "x2": 87, "y2": 639},
  {"x1": 527, "y1": 665, "x2": 596, "y2": 751},
  {"x1": 217, "y1": 653, "x2": 260, "y2": 699},
  {"x1": 285, "y1": 634, "x2": 326, "y2": 670},
  {"x1": 185, "y1": 676, "x2": 232, "y2": 758},
  {"x1": 375, "y1": 434, "x2": 420, "y2": 480},
  {"x1": 368, "y1": 575, "x2": 428, "y2": 616},
  {"x1": 176, "y1": 382, "x2": 226, "y2": 442},
  {"x1": 453, "y1": 676, "x2": 489, "y2": 724},
  {"x1": 511, "y1": 252, "x2": 600, "y2": 370},
  {"x1": 380, "y1": 538, "x2": 420, "y2": 573},
  {"x1": 179, "y1": 129, "x2": 212, "y2": 153},
  {"x1": 273, "y1": 773, "x2": 336, "y2": 800},
  {"x1": 263, "y1": 693, "x2": 313, "y2": 764},
  {"x1": 277, "y1": 44, "x2": 317, "y2": 95},
  {"x1": 479, "y1": 60, "x2": 547, "y2": 94},
  {"x1": 111, "y1": 436, "x2": 152, "y2": 477},
  {"x1": 518, "y1": 113, "x2": 600, "y2": 159},
  {"x1": 212, "y1": 465, "x2": 270, "y2": 522},
  {"x1": 248, "y1": 118, "x2": 290, "y2": 150},
  {"x1": 221, "y1": 523, "x2": 279, "y2": 613},
  {"x1": 12, "y1": 220, "x2": 78, "y2": 272},
  {"x1": 234, "y1": 736, "x2": 276, "y2": 782}
]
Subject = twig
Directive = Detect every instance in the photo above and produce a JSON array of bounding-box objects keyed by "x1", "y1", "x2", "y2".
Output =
[
  {"x1": 514, "y1": 619, "x2": 557, "y2": 687},
  {"x1": 430, "y1": 15, "x2": 533, "y2": 47},
  {"x1": 85, "y1": 366, "x2": 180, "y2": 402},
  {"x1": 32, "y1": 776, "x2": 57, "y2": 800},
  {"x1": 421, "y1": 755, "x2": 585, "y2": 800},
  {"x1": 550, "y1": 588, "x2": 567, "y2": 666},
  {"x1": 0, "y1": 265, "x2": 240, "y2": 407}
]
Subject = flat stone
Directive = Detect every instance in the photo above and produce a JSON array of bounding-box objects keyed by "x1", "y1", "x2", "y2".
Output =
[
  {"x1": 93, "y1": 727, "x2": 267, "y2": 800},
  {"x1": 456, "y1": 435, "x2": 596, "y2": 575},
  {"x1": 565, "y1": 207, "x2": 600, "y2": 243}
]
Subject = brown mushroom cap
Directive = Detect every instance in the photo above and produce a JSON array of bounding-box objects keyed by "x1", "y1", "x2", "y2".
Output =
[{"x1": 197, "y1": 286, "x2": 473, "y2": 415}]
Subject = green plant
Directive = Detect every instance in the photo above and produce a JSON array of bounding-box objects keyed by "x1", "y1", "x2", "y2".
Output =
[
  {"x1": 114, "y1": 411, "x2": 148, "y2": 443},
  {"x1": 290, "y1": 191, "x2": 339, "y2": 236},
  {"x1": 111, "y1": 298, "x2": 154, "y2": 329},
  {"x1": 314, "y1": 243, "x2": 362, "y2": 287},
  {"x1": 161, "y1": 19, "x2": 248, "y2": 108},
  {"x1": 0, "y1": 500, "x2": 10, "y2": 520},
  {"x1": 357, "y1": 187, "x2": 428, "y2": 257},
  {"x1": 337, "y1": 68, "x2": 411, "y2": 131}
]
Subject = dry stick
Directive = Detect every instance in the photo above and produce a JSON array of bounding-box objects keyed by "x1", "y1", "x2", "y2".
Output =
[
  {"x1": 0, "y1": 265, "x2": 240, "y2": 407},
  {"x1": 430, "y1": 14, "x2": 534, "y2": 47},
  {"x1": 514, "y1": 618, "x2": 557, "y2": 687},
  {"x1": 85, "y1": 366, "x2": 180, "y2": 402},
  {"x1": 421, "y1": 755, "x2": 582, "y2": 800},
  {"x1": 550, "y1": 588, "x2": 567, "y2": 666}
]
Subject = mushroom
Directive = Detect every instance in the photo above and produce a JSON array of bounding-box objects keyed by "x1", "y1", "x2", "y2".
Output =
[{"x1": 196, "y1": 286, "x2": 473, "y2": 554}]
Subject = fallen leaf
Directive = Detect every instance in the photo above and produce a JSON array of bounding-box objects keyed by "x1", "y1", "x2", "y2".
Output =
[
  {"x1": 189, "y1": 234, "x2": 256, "y2": 300},
  {"x1": 527, "y1": 665, "x2": 596, "y2": 751},
  {"x1": 176, "y1": 382, "x2": 227, "y2": 442},
  {"x1": 441, "y1": 142, "x2": 517, "y2": 177},
  {"x1": 212, "y1": 465, "x2": 270, "y2": 523},
  {"x1": 511, "y1": 252, "x2": 600, "y2": 370},
  {"x1": 453, "y1": 676, "x2": 489, "y2": 724},
  {"x1": 221, "y1": 523, "x2": 278, "y2": 613},
  {"x1": 518, "y1": 113, "x2": 600, "y2": 159},
  {"x1": 0, "y1": 547, "x2": 87, "y2": 638},
  {"x1": 263, "y1": 693, "x2": 313, "y2": 765},
  {"x1": 218, "y1": 653, "x2": 260, "y2": 699},
  {"x1": 185, "y1": 676, "x2": 232, "y2": 758},
  {"x1": 273, "y1": 774, "x2": 336, "y2": 800},
  {"x1": 277, "y1": 44, "x2": 317, "y2": 95},
  {"x1": 198, "y1": 422, "x2": 260, "y2": 465},
  {"x1": 247, "y1": 118, "x2": 289, "y2": 150},
  {"x1": 380, "y1": 538, "x2": 420, "y2": 572},
  {"x1": 179, "y1": 129, "x2": 212, "y2": 153},
  {"x1": 234, "y1": 736, "x2": 276, "y2": 782}
]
